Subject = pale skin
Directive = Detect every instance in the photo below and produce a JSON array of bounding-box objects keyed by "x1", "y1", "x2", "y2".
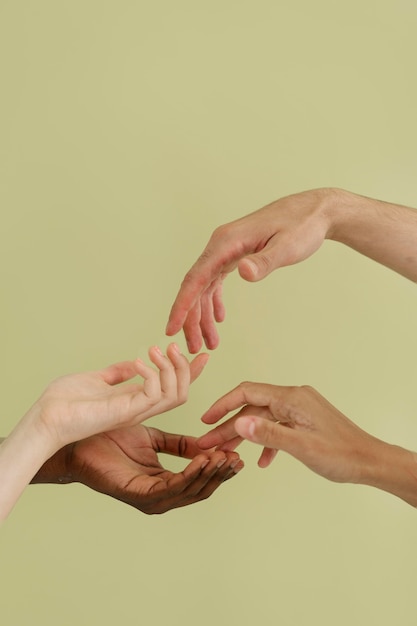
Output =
[
  {"x1": 0, "y1": 343, "x2": 242, "y2": 520},
  {"x1": 166, "y1": 187, "x2": 417, "y2": 353},
  {"x1": 166, "y1": 187, "x2": 417, "y2": 505}
]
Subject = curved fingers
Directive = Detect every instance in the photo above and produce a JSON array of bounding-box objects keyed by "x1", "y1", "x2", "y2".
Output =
[
  {"x1": 199, "y1": 287, "x2": 220, "y2": 351},
  {"x1": 143, "y1": 450, "x2": 243, "y2": 513},
  {"x1": 166, "y1": 233, "x2": 234, "y2": 338},
  {"x1": 257, "y1": 447, "x2": 279, "y2": 469},
  {"x1": 189, "y1": 352, "x2": 210, "y2": 384},
  {"x1": 182, "y1": 301, "x2": 203, "y2": 354},
  {"x1": 99, "y1": 360, "x2": 144, "y2": 386},
  {"x1": 201, "y1": 381, "x2": 278, "y2": 424},
  {"x1": 198, "y1": 403, "x2": 273, "y2": 450},
  {"x1": 150, "y1": 429, "x2": 212, "y2": 459},
  {"x1": 235, "y1": 415, "x2": 297, "y2": 453}
]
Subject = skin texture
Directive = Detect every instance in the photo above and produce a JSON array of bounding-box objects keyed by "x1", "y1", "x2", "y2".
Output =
[
  {"x1": 32, "y1": 425, "x2": 243, "y2": 514},
  {"x1": 197, "y1": 382, "x2": 417, "y2": 506},
  {"x1": 0, "y1": 343, "x2": 223, "y2": 520},
  {"x1": 166, "y1": 188, "x2": 417, "y2": 353},
  {"x1": 165, "y1": 187, "x2": 417, "y2": 506},
  {"x1": 34, "y1": 343, "x2": 209, "y2": 448}
]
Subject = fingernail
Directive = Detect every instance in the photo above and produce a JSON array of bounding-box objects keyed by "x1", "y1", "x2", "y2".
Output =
[
  {"x1": 230, "y1": 460, "x2": 240, "y2": 470},
  {"x1": 172, "y1": 343, "x2": 181, "y2": 354},
  {"x1": 245, "y1": 259, "x2": 258, "y2": 276},
  {"x1": 217, "y1": 458, "x2": 227, "y2": 468},
  {"x1": 201, "y1": 459, "x2": 210, "y2": 469}
]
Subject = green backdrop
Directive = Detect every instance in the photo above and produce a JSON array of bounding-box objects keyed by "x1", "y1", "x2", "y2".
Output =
[{"x1": 1, "y1": 1, "x2": 417, "y2": 625}]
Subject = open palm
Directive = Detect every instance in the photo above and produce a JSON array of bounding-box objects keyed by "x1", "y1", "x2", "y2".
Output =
[{"x1": 67, "y1": 424, "x2": 242, "y2": 514}]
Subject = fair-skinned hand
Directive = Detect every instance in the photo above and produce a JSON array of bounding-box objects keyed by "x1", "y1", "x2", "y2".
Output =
[
  {"x1": 196, "y1": 382, "x2": 417, "y2": 506},
  {"x1": 33, "y1": 424, "x2": 243, "y2": 514},
  {"x1": 166, "y1": 189, "x2": 331, "y2": 353},
  {"x1": 0, "y1": 343, "x2": 209, "y2": 520},
  {"x1": 33, "y1": 343, "x2": 208, "y2": 450},
  {"x1": 166, "y1": 188, "x2": 417, "y2": 352}
]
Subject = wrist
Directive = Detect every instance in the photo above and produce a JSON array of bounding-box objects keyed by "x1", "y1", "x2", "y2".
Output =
[
  {"x1": 322, "y1": 187, "x2": 363, "y2": 242},
  {"x1": 30, "y1": 443, "x2": 75, "y2": 484},
  {"x1": 356, "y1": 439, "x2": 417, "y2": 507},
  {"x1": 0, "y1": 409, "x2": 62, "y2": 520}
]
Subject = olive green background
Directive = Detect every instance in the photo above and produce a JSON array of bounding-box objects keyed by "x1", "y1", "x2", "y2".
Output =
[{"x1": 1, "y1": 1, "x2": 417, "y2": 624}]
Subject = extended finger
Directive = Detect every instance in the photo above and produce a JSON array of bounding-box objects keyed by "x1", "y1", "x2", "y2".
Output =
[
  {"x1": 131, "y1": 358, "x2": 162, "y2": 405},
  {"x1": 189, "y1": 352, "x2": 210, "y2": 384},
  {"x1": 199, "y1": 287, "x2": 220, "y2": 351},
  {"x1": 100, "y1": 360, "x2": 144, "y2": 386},
  {"x1": 201, "y1": 382, "x2": 280, "y2": 424},
  {"x1": 212, "y1": 279, "x2": 226, "y2": 323},
  {"x1": 257, "y1": 447, "x2": 279, "y2": 468},
  {"x1": 198, "y1": 403, "x2": 272, "y2": 449},
  {"x1": 151, "y1": 429, "x2": 214, "y2": 459},
  {"x1": 234, "y1": 415, "x2": 297, "y2": 452},
  {"x1": 148, "y1": 345, "x2": 178, "y2": 400},
  {"x1": 183, "y1": 301, "x2": 203, "y2": 354},
  {"x1": 165, "y1": 342, "x2": 191, "y2": 402},
  {"x1": 166, "y1": 241, "x2": 230, "y2": 337},
  {"x1": 197, "y1": 415, "x2": 241, "y2": 449}
]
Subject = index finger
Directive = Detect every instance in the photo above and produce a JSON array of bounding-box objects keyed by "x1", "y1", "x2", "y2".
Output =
[
  {"x1": 166, "y1": 222, "x2": 243, "y2": 337},
  {"x1": 166, "y1": 255, "x2": 224, "y2": 337},
  {"x1": 201, "y1": 381, "x2": 279, "y2": 424}
]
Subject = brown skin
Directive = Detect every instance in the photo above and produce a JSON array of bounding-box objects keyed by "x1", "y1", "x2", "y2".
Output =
[
  {"x1": 197, "y1": 382, "x2": 417, "y2": 507},
  {"x1": 32, "y1": 424, "x2": 243, "y2": 514}
]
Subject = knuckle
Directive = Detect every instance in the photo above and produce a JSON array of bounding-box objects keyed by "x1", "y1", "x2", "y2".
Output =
[
  {"x1": 211, "y1": 224, "x2": 229, "y2": 241},
  {"x1": 255, "y1": 252, "x2": 272, "y2": 271},
  {"x1": 238, "y1": 381, "x2": 254, "y2": 403}
]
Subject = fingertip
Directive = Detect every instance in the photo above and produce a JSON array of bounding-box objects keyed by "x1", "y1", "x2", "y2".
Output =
[
  {"x1": 165, "y1": 317, "x2": 179, "y2": 336},
  {"x1": 199, "y1": 352, "x2": 210, "y2": 366},
  {"x1": 166, "y1": 342, "x2": 183, "y2": 358},
  {"x1": 203, "y1": 333, "x2": 219, "y2": 351},
  {"x1": 200, "y1": 411, "x2": 216, "y2": 424},
  {"x1": 148, "y1": 344, "x2": 163, "y2": 359},
  {"x1": 238, "y1": 258, "x2": 259, "y2": 282},
  {"x1": 258, "y1": 456, "x2": 268, "y2": 469},
  {"x1": 186, "y1": 337, "x2": 203, "y2": 354},
  {"x1": 235, "y1": 416, "x2": 256, "y2": 439}
]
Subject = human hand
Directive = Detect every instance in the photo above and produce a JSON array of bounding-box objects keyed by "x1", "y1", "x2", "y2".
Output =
[
  {"x1": 33, "y1": 424, "x2": 243, "y2": 514},
  {"x1": 197, "y1": 382, "x2": 386, "y2": 485},
  {"x1": 166, "y1": 188, "x2": 336, "y2": 352},
  {"x1": 30, "y1": 343, "x2": 209, "y2": 453}
]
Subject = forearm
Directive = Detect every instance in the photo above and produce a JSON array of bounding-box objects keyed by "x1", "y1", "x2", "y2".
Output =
[
  {"x1": 0, "y1": 411, "x2": 57, "y2": 520},
  {"x1": 357, "y1": 439, "x2": 417, "y2": 507},
  {"x1": 327, "y1": 188, "x2": 417, "y2": 282}
]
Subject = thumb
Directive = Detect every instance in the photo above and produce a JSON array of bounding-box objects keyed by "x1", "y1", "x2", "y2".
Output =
[
  {"x1": 235, "y1": 416, "x2": 284, "y2": 449},
  {"x1": 237, "y1": 235, "x2": 283, "y2": 282}
]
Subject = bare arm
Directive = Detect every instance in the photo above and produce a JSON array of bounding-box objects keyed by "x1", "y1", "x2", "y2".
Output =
[
  {"x1": 197, "y1": 382, "x2": 417, "y2": 507},
  {"x1": 167, "y1": 188, "x2": 417, "y2": 352},
  {"x1": 328, "y1": 189, "x2": 417, "y2": 282},
  {"x1": 0, "y1": 344, "x2": 208, "y2": 520}
]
